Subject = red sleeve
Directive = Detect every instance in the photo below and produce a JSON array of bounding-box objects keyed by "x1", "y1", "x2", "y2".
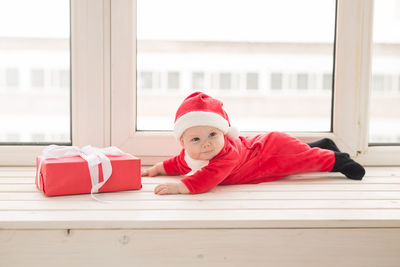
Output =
[
  {"x1": 181, "y1": 142, "x2": 240, "y2": 194},
  {"x1": 163, "y1": 149, "x2": 191, "y2": 175}
]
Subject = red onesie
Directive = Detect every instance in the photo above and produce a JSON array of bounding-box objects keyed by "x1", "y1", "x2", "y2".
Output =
[{"x1": 163, "y1": 131, "x2": 335, "y2": 194}]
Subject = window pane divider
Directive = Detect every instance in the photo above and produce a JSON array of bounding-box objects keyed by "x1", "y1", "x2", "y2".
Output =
[{"x1": 333, "y1": 0, "x2": 374, "y2": 156}]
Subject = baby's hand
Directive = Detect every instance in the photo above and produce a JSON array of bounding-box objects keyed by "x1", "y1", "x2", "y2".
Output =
[
  {"x1": 141, "y1": 162, "x2": 166, "y2": 177},
  {"x1": 141, "y1": 167, "x2": 158, "y2": 177},
  {"x1": 154, "y1": 182, "x2": 190, "y2": 195}
]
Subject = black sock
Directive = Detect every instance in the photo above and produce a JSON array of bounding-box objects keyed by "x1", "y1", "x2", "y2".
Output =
[
  {"x1": 307, "y1": 138, "x2": 341, "y2": 152},
  {"x1": 330, "y1": 152, "x2": 365, "y2": 180}
]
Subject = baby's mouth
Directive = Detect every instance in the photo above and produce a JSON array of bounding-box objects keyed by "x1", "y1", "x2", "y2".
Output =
[{"x1": 202, "y1": 150, "x2": 213, "y2": 154}]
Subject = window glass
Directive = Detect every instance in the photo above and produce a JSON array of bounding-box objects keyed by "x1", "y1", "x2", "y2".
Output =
[
  {"x1": 137, "y1": 0, "x2": 336, "y2": 132},
  {"x1": 0, "y1": 0, "x2": 70, "y2": 144},
  {"x1": 270, "y1": 73, "x2": 283, "y2": 90},
  {"x1": 246, "y1": 72, "x2": 259, "y2": 90},
  {"x1": 370, "y1": 0, "x2": 400, "y2": 144},
  {"x1": 59, "y1": 70, "x2": 69, "y2": 88},
  {"x1": 139, "y1": 72, "x2": 153, "y2": 89},
  {"x1": 372, "y1": 74, "x2": 385, "y2": 92},
  {"x1": 167, "y1": 71, "x2": 180, "y2": 89},
  {"x1": 192, "y1": 72, "x2": 205, "y2": 89},
  {"x1": 6, "y1": 69, "x2": 19, "y2": 88},
  {"x1": 32, "y1": 69, "x2": 45, "y2": 88},
  {"x1": 296, "y1": 73, "x2": 308, "y2": 90},
  {"x1": 219, "y1": 73, "x2": 232, "y2": 90},
  {"x1": 323, "y1": 73, "x2": 332, "y2": 90},
  {"x1": 398, "y1": 75, "x2": 400, "y2": 91}
]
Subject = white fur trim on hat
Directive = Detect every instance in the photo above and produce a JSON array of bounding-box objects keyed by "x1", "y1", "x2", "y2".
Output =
[
  {"x1": 174, "y1": 111, "x2": 229, "y2": 139},
  {"x1": 226, "y1": 126, "x2": 239, "y2": 139}
]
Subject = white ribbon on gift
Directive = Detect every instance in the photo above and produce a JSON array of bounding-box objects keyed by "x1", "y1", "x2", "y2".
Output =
[{"x1": 36, "y1": 145, "x2": 125, "y2": 202}]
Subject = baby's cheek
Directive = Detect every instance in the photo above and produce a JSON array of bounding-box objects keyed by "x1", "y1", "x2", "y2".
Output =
[
  {"x1": 216, "y1": 138, "x2": 225, "y2": 151},
  {"x1": 187, "y1": 149, "x2": 200, "y2": 160}
]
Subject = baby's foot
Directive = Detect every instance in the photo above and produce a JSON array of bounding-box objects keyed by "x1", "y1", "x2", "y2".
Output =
[
  {"x1": 330, "y1": 152, "x2": 365, "y2": 180},
  {"x1": 307, "y1": 138, "x2": 341, "y2": 152}
]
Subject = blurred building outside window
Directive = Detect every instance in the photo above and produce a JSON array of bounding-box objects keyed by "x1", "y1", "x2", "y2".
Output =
[
  {"x1": 137, "y1": 0, "x2": 336, "y2": 133},
  {"x1": 369, "y1": 0, "x2": 400, "y2": 143},
  {"x1": 0, "y1": 0, "x2": 70, "y2": 144}
]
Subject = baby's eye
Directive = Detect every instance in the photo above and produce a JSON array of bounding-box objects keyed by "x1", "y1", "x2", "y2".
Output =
[
  {"x1": 209, "y1": 132, "x2": 217, "y2": 137},
  {"x1": 191, "y1": 137, "x2": 200, "y2": 142}
]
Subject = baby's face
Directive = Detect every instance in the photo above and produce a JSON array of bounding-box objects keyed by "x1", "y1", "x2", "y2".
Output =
[{"x1": 180, "y1": 126, "x2": 225, "y2": 161}]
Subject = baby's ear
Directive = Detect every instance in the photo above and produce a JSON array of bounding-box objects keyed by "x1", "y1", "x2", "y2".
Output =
[{"x1": 179, "y1": 137, "x2": 184, "y2": 147}]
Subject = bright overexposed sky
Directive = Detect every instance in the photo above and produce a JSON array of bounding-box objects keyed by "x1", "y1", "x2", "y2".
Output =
[
  {"x1": 138, "y1": 0, "x2": 400, "y2": 43},
  {"x1": 0, "y1": 0, "x2": 399, "y2": 43},
  {"x1": 0, "y1": 0, "x2": 70, "y2": 38},
  {"x1": 138, "y1": 0, "x2": 336, "y2": 43}
]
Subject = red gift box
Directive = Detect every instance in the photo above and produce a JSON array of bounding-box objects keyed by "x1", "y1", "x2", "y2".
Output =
[{"x1": 36, "y1": 154, "x2": 141, "y2": 196}]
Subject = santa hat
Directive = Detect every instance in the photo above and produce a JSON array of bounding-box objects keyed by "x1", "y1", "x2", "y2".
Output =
[{"x1": 174, "y1": 91, "x2": 239, "y2": 140}]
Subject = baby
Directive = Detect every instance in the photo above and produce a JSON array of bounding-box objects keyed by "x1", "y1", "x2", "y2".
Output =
[{"x1": 141, "y1": 91, "x2": 365, "y2": 195}]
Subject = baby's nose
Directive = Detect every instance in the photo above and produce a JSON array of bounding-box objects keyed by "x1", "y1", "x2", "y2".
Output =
[{"x1": 202, "y1": 141, "x2": 211, "y2": 148}]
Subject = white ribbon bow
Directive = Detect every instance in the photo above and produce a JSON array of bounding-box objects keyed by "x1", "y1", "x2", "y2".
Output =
[{"x1": 37, "y1": 145, "x2": 125, "y2": 202}]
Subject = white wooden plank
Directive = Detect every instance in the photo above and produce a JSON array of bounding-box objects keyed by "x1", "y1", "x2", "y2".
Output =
[
  {"x1": 1, "y1": 166, "x2": 399, "y2": 178},
  {"x1": 0, "y1": 171, "x2": 37, "y2": 178},
  {"x1": 0, "y1": 176, "x2": 399, "y2": 186},
  {"x1": 268, "y1": 176, "x2": 400, "y2": 184},
  {"x1": 1, "y1": 209, "x2": 400, "y2": 229},
  {"x1": 1, "y1": 166, "x2": 399, "y2": 172},
  {"x1": 3, "y1": 177, "x2": 398, "y2": 187},
  {"x1": 0, "y1": 167, "x2": 36, "y2": 172},
  {"x1": 1, "y1": 199, "x2": 399, "y2": 211},
  {"x1": 0, "y1": 184, "x2": 38, "y2": 192},
  {"x1": 0, "y1": 178, "x2": 33, "y2": 184},
  {"x1": 211, "y1": 183, "x2": 400, "y2": 192},
  {"x1": 2, "y1": 183, "x2": 400, "y2": 193},
  {"x1": 1, "y1": 229, "x2": 400, "y2": 267},
  {"x1": 261, "y1": 174, "x2": 400, "y2": 181},
  {"x1": 361, "y1": 167, "x2": 400, "y2": 176},
  {"x1": 1, "y1": 190, "x2": 400, "y2": 201},
  {"x1": 142, "y1": 176, "x2": 400, "y2": 184}
]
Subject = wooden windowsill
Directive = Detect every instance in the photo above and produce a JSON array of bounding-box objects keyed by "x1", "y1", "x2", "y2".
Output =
[
  {"x1": 1, "y1": 166, "x2": 400, "y2": 229},
  {"x1": 2, "y1": 166, "x2": 400, "y2": 266}
]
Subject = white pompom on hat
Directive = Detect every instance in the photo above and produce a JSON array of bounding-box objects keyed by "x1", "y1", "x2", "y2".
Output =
[{"x1": 174, "y1": 91, "x2": 239, "y2": 140}]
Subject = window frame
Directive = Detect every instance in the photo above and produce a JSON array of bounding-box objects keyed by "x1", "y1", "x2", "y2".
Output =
[{"x1": 0, "y1": 0, "x2": 111, "y2": 165}]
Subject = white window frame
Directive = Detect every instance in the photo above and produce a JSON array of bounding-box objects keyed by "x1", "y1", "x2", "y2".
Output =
[
  {"x1": 1, "y1": 0, "x2": 399, "y2": 166},
  {"x1": 0, "y1": 0, "x2": 111, "y2": 165},
  {"x1": 111, "y1": 0, "x2": 399, "y2": 166}
]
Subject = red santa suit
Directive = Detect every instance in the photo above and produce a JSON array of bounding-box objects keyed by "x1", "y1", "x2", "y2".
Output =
[
  {"x1": 164, "y1": 132, "x2": 335, "y2": 194},
  {"x1": 167, "y1": 92, "x2": 336, "y2": 194}
]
